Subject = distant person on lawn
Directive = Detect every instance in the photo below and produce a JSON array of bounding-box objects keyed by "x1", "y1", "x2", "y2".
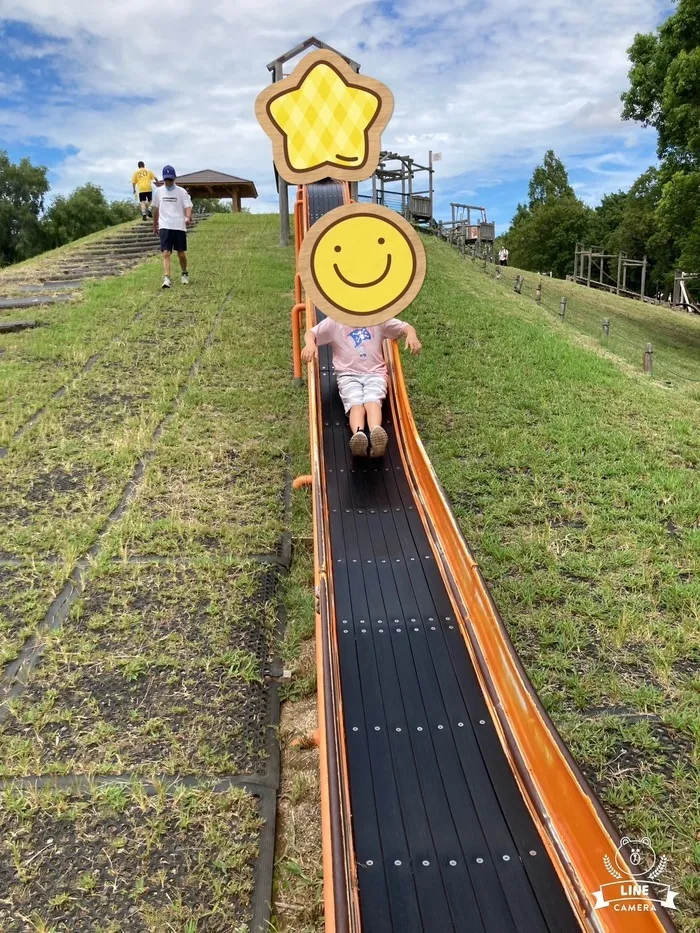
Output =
[
  {"x1": 498, "y1": 246, "x2": 509, "y2": 266},
  {"x1": 152, "y1": 165, "x2": 192, "y2": 289},
  {"x1": 131, "y1": 161, "x2": 158, "y2": 221}
]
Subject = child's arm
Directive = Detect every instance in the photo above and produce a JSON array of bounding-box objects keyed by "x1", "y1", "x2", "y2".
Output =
[
  {"x1": 301, "y1": 329, "x2": 318, "y2": 362},
  {"x1": 404, "y1": 324, "x2": 422, "y2": 354}
]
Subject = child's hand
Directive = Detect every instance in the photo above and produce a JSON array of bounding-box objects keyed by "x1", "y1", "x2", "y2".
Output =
[
  {"x1": 405, "y1": 332, "x2": 422, "y2": 354},
  {"x1": 301, "y1": 343, "x2": 318, "y2": 363}
]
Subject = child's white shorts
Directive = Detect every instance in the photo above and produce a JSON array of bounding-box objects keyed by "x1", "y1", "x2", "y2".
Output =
[{"x1": 336, "y1": 373, "x2": 387, "y2": 414}]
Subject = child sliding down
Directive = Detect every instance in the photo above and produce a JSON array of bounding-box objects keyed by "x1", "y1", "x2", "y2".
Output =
[{"x1": 301, "y1": 318, "x2": 422, "y2": 457}]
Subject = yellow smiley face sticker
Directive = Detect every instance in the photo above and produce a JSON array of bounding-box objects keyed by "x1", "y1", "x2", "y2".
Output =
[{"x1": 298, "y1": 202, "x2": 426, "y2": 326}]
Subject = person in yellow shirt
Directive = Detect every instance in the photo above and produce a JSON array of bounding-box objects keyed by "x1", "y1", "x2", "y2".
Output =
[{"x1": 131, "y1": 161, "x2": 158, "y2": 220}]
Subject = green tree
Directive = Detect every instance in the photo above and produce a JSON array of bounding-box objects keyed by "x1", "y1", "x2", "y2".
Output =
[
  {"x1": 621, "y1": 0, "x2": 700, "y2": 163},
  {"x1": 589, "y1": 191, "x2": 630, "y2": 252},
  {"x1": 652, "y1": 170, "x2": 700, "y2": 282},
  {"x1": 42, "y1": 183, "x2": 136, "y2": 249},
  {"x1": 527, "y1": 150, "x2": 575, "y2": 208},
  {"x1": 0, "y1": 150, "x2": 49, "y2": 265},
  {"x1": 507, "y1": 198, "x2": 593, "y2": 277},
  {"x1": 504, "y1": 152, "x2": 592, "y2": 276},
  {"x1": 109, "y1": 198, "x2": 139, "y2": 224},
  {"x1": 191, "y1": 197, "x2": 232, "y2": 214}
]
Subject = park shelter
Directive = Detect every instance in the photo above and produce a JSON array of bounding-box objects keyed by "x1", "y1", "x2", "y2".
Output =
[{"x1": 170, "y1": 170, "x2": 258, "y2": 212}]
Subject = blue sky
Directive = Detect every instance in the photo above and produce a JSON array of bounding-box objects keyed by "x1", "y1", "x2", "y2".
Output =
[{"x1": 0, "y1": 1, "x2": 671, "y2": 232}]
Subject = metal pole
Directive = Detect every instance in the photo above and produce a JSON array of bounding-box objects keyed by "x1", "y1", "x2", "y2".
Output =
[
  {"x1": 273, "y1": 60, "x2": 290, "y2": 247},
  {"x1": 641, "y1": 256, "x2": 647, "y2": 299},
  {"x1": 560, "y1": 297, "x2": 567, "y2": 320},
  {"x1": 428, "y1": 151, "x2": 434, "y2": 221},
  {"x1": 371, "y1": 172, "x2": 377, "y2": 204}
]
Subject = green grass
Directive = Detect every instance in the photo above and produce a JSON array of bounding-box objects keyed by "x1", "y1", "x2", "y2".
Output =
[
  {"x1": 467, "y1": 252, "x2": 700, "y2": 394},
  {"x1": 405, "y1": 235, "x2": 700, "y2": 928},
  {"x1": 0, "y1": 560, "x2": 277, "y2": 777}
]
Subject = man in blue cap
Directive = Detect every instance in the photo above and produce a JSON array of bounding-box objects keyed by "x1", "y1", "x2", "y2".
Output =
[{"x1": 152, "y1": 165, "x2": 193, "y2": 288}]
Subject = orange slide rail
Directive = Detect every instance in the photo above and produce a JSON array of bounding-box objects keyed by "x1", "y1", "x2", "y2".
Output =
[
  {"x1": 295, "y1": 180, "x2": 675, "y2": 932},
  {"x1": 300, "y1": 181, "x2": 362, "y2": 933}
]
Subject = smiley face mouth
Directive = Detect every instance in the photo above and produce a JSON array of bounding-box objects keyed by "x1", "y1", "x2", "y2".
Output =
[{"x1": 333, "y1": 254, "x2": 392, "y2": 288}]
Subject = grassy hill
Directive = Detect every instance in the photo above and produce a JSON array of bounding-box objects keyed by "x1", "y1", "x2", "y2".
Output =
[
  {"x1": 482, "y1": 255, "x2": 700, "y2": 394},
  {"x1": 1, "y1": 214, "x2": 698, "y2": 930}
]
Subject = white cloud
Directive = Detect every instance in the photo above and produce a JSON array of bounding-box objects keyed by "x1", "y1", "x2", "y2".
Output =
[{"x1": 0, "y1": 0, "x2": 667, "y2": 214}]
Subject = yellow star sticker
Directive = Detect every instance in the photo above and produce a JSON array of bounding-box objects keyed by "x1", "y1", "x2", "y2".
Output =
[{"x1": 255, "y1": 49, "x2": 394, "y2": 184}]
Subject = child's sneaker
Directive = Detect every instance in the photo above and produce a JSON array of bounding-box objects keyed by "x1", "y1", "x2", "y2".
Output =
[
  {"x1": 349, "y1": 431, "x2": 368, "y2": 457},
  {"x1": 181, "y1": 272, "x2": 189, "y2": 285},
  {"x1": 369, "y1": 425, "x2": 388, "y2": 458},
  {"x1": 161, "y1": 275, "x2": 171, "y2": 289}
]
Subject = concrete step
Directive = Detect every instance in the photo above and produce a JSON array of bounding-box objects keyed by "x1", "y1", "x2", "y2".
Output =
[{"x1": 0, "y1": 295, "x2": 73, "y2": 309}]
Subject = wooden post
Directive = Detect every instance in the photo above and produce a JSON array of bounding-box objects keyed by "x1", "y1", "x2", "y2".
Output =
[
  {"x1": 616, "y1": 253, "x2": 622, "y2": 295},
  {"x1": 574, "y1": 243, "x2": 579, "y2": 282},
  {"x1": 599, "y1": 253, "x2": 604, "y2": 285},
  {"x1": 602, "y1": 318, "x2": 610, "y2": 337},
  {"x1": 559, "y1": 297, "x2": 567, "y2": 320},
  {"x1": 273, "y1": 60, "x2": 290, "y2": 247},
  {"x1": 644, "y1": 343, "x2": 653, "y2": 374},
  {"x1": 587, "y1": 251, "x2": 592, "y2": 288},
  {"x1": 622, "y1": 261, "x2": 628, "y2": 293},
  {"x1": 641, "y1": 255, "x2": 647, "y2": 299},
  {"x1": 535, "y1": 282, "x2": 542, "y2": 304}
]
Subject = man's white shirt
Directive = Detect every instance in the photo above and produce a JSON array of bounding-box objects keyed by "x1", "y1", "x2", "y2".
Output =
[{"x1": 153, "y1": 184, "x2": 192, "y2": 231}]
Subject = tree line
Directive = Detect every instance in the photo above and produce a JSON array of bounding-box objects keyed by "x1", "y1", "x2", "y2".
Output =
[
  {"x1": 502, "y1": 0, "x2": 700, "y2": 295},
  {"x1": 0, "y1": 152, "x2": 142, "y2": 267}
]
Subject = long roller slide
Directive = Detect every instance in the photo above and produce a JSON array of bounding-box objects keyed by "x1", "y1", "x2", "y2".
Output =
[{"x1": 301, "y1": 180, "x2": 676, "y2": 933}]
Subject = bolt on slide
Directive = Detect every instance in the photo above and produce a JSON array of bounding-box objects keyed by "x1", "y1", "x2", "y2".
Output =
[{"x1": 256, "y1": 44, "x2": 678, "y2": 933}]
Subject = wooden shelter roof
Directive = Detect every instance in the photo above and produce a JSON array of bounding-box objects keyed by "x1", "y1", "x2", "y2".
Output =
[{"x1": 162, "y1": 170, "x2": 257, "y2": 199}]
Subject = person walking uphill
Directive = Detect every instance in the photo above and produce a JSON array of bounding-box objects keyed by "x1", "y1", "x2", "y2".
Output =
[
  {"x1": 152, "y1": 165, "x2": 193, "y2": 289},
  {"x1": 132, "y1": 161, "x2": 157, "y2": 220}
]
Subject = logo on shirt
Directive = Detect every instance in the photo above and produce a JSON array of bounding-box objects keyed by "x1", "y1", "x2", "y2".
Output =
[{"x1": 347, "y1": 327, "x2": 372, "y2": 360}]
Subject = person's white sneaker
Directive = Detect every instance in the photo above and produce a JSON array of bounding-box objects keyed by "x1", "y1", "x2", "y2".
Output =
[
  {"x1": 181, "y1": 272, "x2": 189, "y2": 285},
  {"x1": 161, "y1": 275, "x2": 171, "y2": 289}
]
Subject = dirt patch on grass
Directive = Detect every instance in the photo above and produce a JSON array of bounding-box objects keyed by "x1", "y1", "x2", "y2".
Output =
[
  {"x1": 0, "y1": 783, "x2": 260, "y2": 932},
  {"x1": 0, "y1": 563, "x2": 278, "y2": 778}
]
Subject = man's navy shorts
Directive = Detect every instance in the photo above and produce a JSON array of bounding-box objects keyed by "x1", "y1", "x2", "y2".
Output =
[
  {"x1": 138, "y1": 191, "x2": 152, "y2": 202},
  {"x1": 159, "y1": 229, "x2": 187, "y2": 252}
]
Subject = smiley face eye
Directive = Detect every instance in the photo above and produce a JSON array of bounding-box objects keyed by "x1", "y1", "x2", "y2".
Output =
[
  {"x1": 334, "y1": 245, "x2": 341, "y2": 253},
  {"x1": 378, "y1": 237, "x2": 385, "y2": 245}
]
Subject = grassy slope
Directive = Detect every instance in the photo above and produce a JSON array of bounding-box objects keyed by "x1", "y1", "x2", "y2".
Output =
[
  {"x1": 0, "y1": 213, "x2": 310, "y2": 931},
  {"x1": 403, "y1": 236, "x2": 700, "y2": 927},
  {"x1": 483, "y1": 257, "x2": 700, "y2": 394}
]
